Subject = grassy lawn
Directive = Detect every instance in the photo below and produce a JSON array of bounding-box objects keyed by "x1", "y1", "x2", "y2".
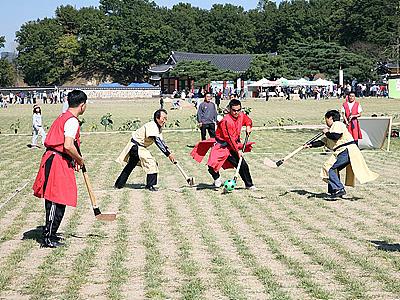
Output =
[{"x1": 0, "y1": 97, "x2": 399, "y2": 299}]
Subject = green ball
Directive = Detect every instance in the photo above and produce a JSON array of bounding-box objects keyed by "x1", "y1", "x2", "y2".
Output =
[{"x1": 223, "y1": 179, "x2": 236, "y2": 191}]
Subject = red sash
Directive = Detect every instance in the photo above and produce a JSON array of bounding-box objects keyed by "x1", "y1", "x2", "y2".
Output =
[{"x1": 343, "y1": 101, "x2": 362, "y2": 140}]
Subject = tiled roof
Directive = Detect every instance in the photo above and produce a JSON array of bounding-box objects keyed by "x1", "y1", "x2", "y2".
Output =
[
  {"x1": 387, "y1": 63, "x2": 399, "y2": 68},
  {"x1": 148, "y1": 64, "x2": 174, "y2": 73},
  {"x1": 170, "y1": 51, "x2": 256, "y2": 73}
]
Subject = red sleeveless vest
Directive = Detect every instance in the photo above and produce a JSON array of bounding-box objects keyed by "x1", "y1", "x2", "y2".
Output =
[
  {"x1": 343, "y1": 101, "x2": 362, "y2": 140},
  {"x1": 33, "y1": 111, "x2": 81, "y2": 207}
]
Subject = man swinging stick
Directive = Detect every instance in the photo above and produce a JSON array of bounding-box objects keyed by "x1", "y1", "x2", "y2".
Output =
[
  {"x1": 304, "y1": 110, "x2": 378, "y2": 200},
  {"x1": 33, "y1": 90, "x2": 87, "y2": 248},
  {"x1": 191, "y1": 99, "x2": 256, "y2": 190},
  {"x1": 115, "y1": 109, "x2": 175, "y2": 191}
]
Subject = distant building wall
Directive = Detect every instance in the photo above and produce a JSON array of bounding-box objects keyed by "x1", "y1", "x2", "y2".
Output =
[
  {"x1": 0, "y1": 86, "x2": 161, "y2": 99},
  {"x1": 74, "y1": 87, "x2": 160, "y2": 99}
]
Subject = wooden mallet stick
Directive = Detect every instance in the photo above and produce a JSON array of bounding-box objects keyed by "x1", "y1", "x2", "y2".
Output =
[{"x1": 264, "y1": 132, "x2": 324, "y2": 168}]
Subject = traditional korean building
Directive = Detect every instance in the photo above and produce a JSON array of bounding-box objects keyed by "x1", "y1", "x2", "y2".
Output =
[
  {"x1": 148, "y1": 51, "x2": 258, "y2": 94},
  {"x1": 387, "y1": 62, "x2": 400, "y2": 78}
]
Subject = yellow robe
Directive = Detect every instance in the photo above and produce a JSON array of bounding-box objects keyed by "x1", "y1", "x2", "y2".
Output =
[
  {"x1": 116, "y1": 121, "x2": 163, "y2": 174},
  {"x1": 321, "y1": 121, "x2": 379, "y2": 187}
]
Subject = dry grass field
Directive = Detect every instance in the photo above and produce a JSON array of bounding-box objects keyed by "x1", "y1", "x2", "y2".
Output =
[{"x1": 0, "y1": 97, "x2": 399, "y2": 299}]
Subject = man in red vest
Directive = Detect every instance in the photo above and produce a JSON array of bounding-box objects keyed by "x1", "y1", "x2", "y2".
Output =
[
  {"x1": 33, "y1": 90, "x2": 87, "y2": 248},
  {"x1": 341, "y1": 91, "x2": 362, "y2": 145},
  {"x1": 191, "y1": 99, "x2": 256, "y2": 190}
]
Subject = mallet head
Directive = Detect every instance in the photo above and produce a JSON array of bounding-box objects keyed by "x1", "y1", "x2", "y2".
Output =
[
  {"x1": 187, "y1": 177, "x2": 195, "y2": 186},
  {"x1": 263, "y1": 158, "x2": 278, "y2": 168}
]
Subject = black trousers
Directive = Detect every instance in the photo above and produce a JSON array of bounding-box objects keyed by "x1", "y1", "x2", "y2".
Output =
[
  {"x1": 115, "y1": 144, "x2": 157, "y2": 188},
  {"x1": 208, "y1": 151, "x2": 253, "y2": 187},
  {"x1": 43, "y1": 200, "x2": 66, "y2": 238},
  {"x1": 41, "y1": 153, "x2": 66, "y2": 238},
  {"x1": 200, "y1": 123, "x2": 216, "y2": 141}
]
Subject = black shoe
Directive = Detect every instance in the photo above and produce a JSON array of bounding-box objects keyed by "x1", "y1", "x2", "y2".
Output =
[
  {"x1": 334, "y1": 189, "x2": 346, "y2": 198},
  {"x1": 51, "y1": 235, "x2": 64, "y2": 242},
  {"x1": 146, "y1": 186, "x2": 159, "y2": 192},
  {"x1": 324, "y1": 189, "x2": 346, "y2": 201},
  {"x1": 42, "y1": 237, "x2": 65, "y2": 248},
  {"x1": 114, "y1": 184, "x2": 124, "y2": 189}
]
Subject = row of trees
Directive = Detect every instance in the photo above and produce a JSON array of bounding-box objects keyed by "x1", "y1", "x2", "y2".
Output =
[
  {"x1": 9, "y1": 0, "x2": 400, "y2": 86},
  {"x1": 0, "y1": 37, "x2": 17, "y2": 86}
]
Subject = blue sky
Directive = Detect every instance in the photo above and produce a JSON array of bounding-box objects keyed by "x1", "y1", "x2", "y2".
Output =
[{"x1": 0, "y1": 0, "x2": 263, "y2": 52}]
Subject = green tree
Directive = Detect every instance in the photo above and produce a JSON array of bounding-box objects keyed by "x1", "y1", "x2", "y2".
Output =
[
  {"x1": 0, "y1": 36, "x2": 17, "y2": 87},
  {"x1": 99, "y1": 0, "x2": 175, "y2": 83},
  {"x1": 250, "y1": 1, "x2": 279, "y2": 53},
  {"x1": 165, "y1": 3, "x2": 208, "y2": 53},
  {"x1": 245, "y1": 54, "x2": 290, "y2": 80},
  {"x1": 206, "y1": 4, "x2": 256, "y2": 54},
  {"x1": 280, "y1": 40, "x2": 375, "y2": 81},
  {"x1": 16, "y1": 18, "x2": 64, "y2": 85}
]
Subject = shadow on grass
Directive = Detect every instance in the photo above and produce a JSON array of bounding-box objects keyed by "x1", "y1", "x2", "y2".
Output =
[
  {"x1": 22, "y1": 226, "x2": 43, "y2": 244},
  {"x1": 370, "y1": 240, "x2": 400, "y2": 252},
  {"x1": 196, "y1": 183, "x2": 219, "y2": 191},
  {"x1": 124, "y1": 183, "x2": 146, "y2": 190},
  {"x1": 22, "y1": 227, "x2": 104, "y2": 244},
  {"x1": 280, "y1": 189, "x2": 362, "y2": 201}
]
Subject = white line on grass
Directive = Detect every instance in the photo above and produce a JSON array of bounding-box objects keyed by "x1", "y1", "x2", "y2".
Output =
[{"x1": 0, "y1": 181, "x2": 30, "y2": 211}]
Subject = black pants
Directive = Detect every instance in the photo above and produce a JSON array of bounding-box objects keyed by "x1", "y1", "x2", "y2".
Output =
[
  {"x1": 200, "y1": 123, "x2": 216, "y2": 141},
  {"x1": 43, "y1": 200, "x2": 66, "y2": 238},
  {"x1": 41, "y1": 153, "x2": 65, "y2": 238},
  {"x1": 208, "y1": 151, "x2": 253, "y2": 187},
  {"x1": 115, "y1": 144, "x2": 157, "y2": 188}
]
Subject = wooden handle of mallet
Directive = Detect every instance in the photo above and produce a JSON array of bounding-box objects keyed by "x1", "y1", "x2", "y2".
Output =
[
  {"x1": 75, "y1": 143, "x2": 101, "y2": 215},
  {"x1": 174, "y1": 161, "x2": 194, "y2": 185},
  {"x1": 81, "y1": 165, "x2": 100, "y2": 214},
  {"x1": 175, "y1": 161, "x2": 189, "y2": 180},
  {"x1": 276, "y1": 132, "x2": 324, "y2": 166},
  {"x1": 233, "y1": 132, "x2": 250, "y2": 181}
]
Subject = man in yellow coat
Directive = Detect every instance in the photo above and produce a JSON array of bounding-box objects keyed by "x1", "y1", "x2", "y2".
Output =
[
  {"x1": 305, "y1": 110, "x2": 379, "y2": 200},
  {"x1": 115, "y1": 109, "x2": 175, "y2": 191}
]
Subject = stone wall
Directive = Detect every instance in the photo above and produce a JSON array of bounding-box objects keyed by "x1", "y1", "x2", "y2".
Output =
[
  {"x1": 0, "y1": 86, "x2": 161, "y2": 99},
  {"x1": 67, "y1": 87, "x2": 160, "y2": 99}
]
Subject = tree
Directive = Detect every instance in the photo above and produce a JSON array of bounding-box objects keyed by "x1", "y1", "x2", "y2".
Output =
[
  {"x1": 279, "y1": 40, "x2": 375, "y2": 81},
  {"x1": 0, "y1": 36, "x2": 17, "y2": 87},
  {"x1": 245, "y1": 54, "x2": 290, "y2": 80},
  {"x1": 206, "y1": 4, "x2": 257, "y2": 54},
  {"x1": 250, "y1": 1, "x2": 279, "y2": 53},
  {"x1": 16, "y1": 18, "x2": 64, "y2": 85},
  {"x1": 165, "y1": 3, "x2": 208, "y2": 53},
  {"x1": 169, "y1": 60, "x2": 237, "y2": 87},
  {"x1": 99, "y1": 0, "x2": 175, "y2": 83},
  {"x1": 0, "y1": 60, "x2": 17, "y2": 87}
]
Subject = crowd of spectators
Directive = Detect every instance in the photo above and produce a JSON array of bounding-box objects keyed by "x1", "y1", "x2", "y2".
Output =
[{"x1": 0, "y1": 89, "x2": 68, "y2": 108}]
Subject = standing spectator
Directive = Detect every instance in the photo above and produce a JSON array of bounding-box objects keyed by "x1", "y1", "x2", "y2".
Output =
[
  {"x1": 159, "y1": 96, "x2": 164, "y2": 109},
  {"x1": 341, "y1": 91, "x2": 362, "y2": 145},
  {"x1": 20, "y1": 92, "x2": 25, "y2": 104},
  {"x1": 42, "y1": 91, "x2": 48, "y2": 104},
  {"x1": 31, "y1": 105, "x2": 47, "y2": 148},
  {"x1": 197, "y1": 93, "x2": 217, "y2": 140},
  {"x1": 9, "y1": 92, "x2": 14, "y2": 104},
  {"x1": 26, "y1": 92, "x2": 32, "y2": 104},
  {"x1": 180, "y1": 89, "x2": 186, "y2": 102},
  {"x1": 215, "y1": 89, "x2": 222, "y2": 109}
]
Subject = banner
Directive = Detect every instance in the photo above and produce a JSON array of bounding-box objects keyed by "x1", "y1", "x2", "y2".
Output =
[
  {"x1": 388, "y1": 79, "x2": 400, "y2": 99},
  {"x1": 358, "y1": 117, "x2": 392, "y2": 151}
]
